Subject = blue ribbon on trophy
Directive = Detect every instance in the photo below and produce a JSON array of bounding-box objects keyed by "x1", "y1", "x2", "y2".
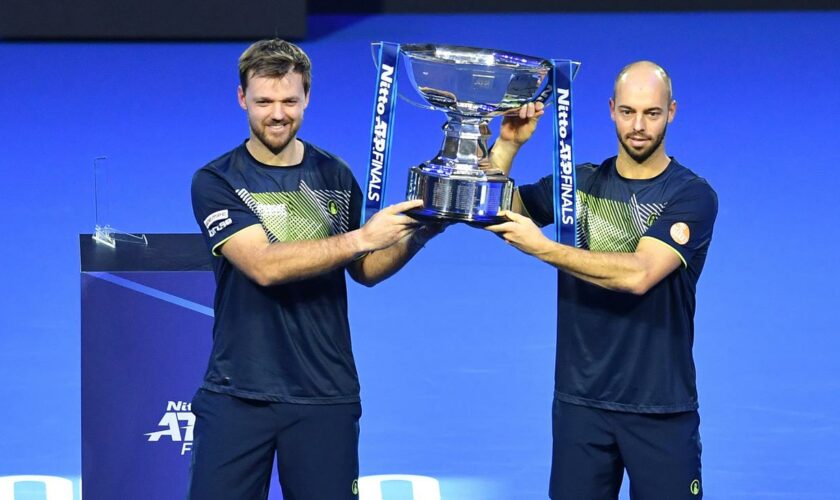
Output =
[
  {"x1": 363, "y1": 42, "x2": 400, "y2": 222},
  {"x1": 550, "y1": 60, "x2": 580, "y2": 247},
  {"x1": 363, "y1": 42, "x2": 580, "y2": 246}
]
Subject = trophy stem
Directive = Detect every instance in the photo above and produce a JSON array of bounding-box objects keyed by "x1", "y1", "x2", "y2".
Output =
[
  {"x1": 435, "y1": 116, "x2": 491, "y2": 173},
  {"x1": 407, "y1": 115, "x2": 512, "y2": 224}
]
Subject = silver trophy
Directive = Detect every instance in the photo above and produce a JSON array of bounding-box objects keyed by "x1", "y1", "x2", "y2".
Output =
[{"x1": 398, "y1": 44, "x2": 552, "y2": 224}]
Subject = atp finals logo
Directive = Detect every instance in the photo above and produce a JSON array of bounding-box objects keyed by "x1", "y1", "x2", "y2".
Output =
[{"x1": 144, "y1": 400, "x2": 195, "y2": 456}]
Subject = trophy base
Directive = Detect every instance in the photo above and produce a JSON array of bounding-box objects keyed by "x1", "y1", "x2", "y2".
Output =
[
  {"x1": 408, "y1": 209, "x2": 507, "y2": 226},
  {"x1": 406, "y1": 166, "x2": 513, "y2": 224}
]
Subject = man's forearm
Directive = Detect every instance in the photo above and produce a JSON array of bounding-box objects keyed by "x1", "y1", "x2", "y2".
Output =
[
  {"x1": 488, "y1": 139, "x2": 520, "y2": 176},
  {"x1": 351, "y1": 229, "x2": 433, "y2": 287},
  {"x1": 234, "y1": 229, "x2": 367, "y2": 287},
  {"x1": 533, "y1": 241, "x2": 654, "y2": 295},
  {"x1": 233, "y1": 199, "x2": 423, "y2": 286}
]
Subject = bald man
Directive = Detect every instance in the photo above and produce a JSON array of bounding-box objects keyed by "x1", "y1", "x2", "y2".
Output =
[{"x1": 486, "y1": 61, "x2": 718, "y2": 499}]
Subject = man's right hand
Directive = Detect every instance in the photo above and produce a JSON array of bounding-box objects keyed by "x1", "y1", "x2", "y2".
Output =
[{"x1": 356, "y1": 199, "x2": 423, "y2": 252}]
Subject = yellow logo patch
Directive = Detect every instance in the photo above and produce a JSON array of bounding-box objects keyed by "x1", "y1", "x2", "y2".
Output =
[{"x1": 690, "y1": 479, "x2": 701, "y2": 495}]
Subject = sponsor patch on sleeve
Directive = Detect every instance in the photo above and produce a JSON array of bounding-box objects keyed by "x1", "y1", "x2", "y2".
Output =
[
  {"x1": 203, "y1": 210, "x2": 229, "y2": 229},
  {"x1": 208, "y1": 218, "x2": 232, "y2": 238},
  {"x1": 670, "y1": 222, "x2": 690, "y2": 245}
]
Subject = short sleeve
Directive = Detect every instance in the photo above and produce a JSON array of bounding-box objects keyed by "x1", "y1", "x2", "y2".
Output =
[
  {"x1": 517, "y1": 174, "x2": 554, "y2": 227},
  {"x1": 643, "y1": 179, "x2": 718, "y2": 268},
  {"x1": 191, "y1": 169, "x2": 261, "y2": 256}
]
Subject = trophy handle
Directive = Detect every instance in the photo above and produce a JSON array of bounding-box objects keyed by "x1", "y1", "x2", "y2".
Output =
[
  {"x1": 526, "y1": 60, "x2": 581, "y2": 111},
  {"x1": 370, "y1": 42, "x2": 442, "y2": 112},
  {"x1": 370, "y1": 42, "x2": 441, "y2": 111},
  {"x1": 398, "y1": 92, "x2": 440, "y2": 112}
]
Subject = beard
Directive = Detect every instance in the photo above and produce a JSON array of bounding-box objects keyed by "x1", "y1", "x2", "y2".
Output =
[
  {"x1": 617, "y1": 122, "x2": 667, "y2": 164},
  {"x1": 250, "y1": 118, "x2": 300, "y2": 156}
]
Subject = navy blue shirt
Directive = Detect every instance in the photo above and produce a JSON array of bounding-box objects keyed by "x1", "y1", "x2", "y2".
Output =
[
  {"x1": 191, "y1": 141, "x2": 362, "y2": 403},
  {"x1": 519, "y1": 157, "x2": 718, "y2": 413}
]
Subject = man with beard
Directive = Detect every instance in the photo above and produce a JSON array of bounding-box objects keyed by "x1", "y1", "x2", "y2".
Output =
[
  {"x1": 486, "y1": 61, "x2": 718, "y2": 499},
  {"x1": 188, "y1": 39, "x2": 436, "y2": 500}
]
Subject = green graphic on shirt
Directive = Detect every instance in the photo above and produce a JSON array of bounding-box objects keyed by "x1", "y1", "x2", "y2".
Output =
[
  {"x1": 236, "y1": 181, "x2": 351, "y2": 243},
  {"x1": 577, "y1": 192, "x2": 666, "y2": 252},
  {"x1": 251, "y1": 191, "x2": 330, "y2": 242}
]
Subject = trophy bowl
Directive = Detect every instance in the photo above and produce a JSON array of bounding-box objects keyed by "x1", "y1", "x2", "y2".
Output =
[{"x1": 398, "y1": 43, "x2": 552, "y2": 224}]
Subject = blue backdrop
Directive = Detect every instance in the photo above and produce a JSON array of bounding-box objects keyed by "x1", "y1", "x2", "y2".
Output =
[{"x1": 1, "y1": 10, "x2": 839, "y2": 499}]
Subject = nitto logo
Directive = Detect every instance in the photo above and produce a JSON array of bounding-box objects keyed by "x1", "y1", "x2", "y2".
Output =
[
  {"x1": 555, "y1": 86, "x2": 574, "y2": 226},
  {"x1": 144, "y1": 400, "x2": 195, "y2": 455},
  {"x1": 367, "y1": 62, "x2": 394, "y2": 203}
]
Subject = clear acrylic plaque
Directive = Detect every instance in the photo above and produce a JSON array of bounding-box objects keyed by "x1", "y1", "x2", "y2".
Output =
[{"x1": 92, "y1": 156, "x2": 148, "y2": 248}]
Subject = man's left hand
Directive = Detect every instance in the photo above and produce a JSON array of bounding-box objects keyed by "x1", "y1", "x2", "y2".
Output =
[
  {"x1": 498, "y1": 101, "x2": 545, "y2": 147},
  {"x1": 408, "y1": 221, "x2": 450, "y2": 249}
]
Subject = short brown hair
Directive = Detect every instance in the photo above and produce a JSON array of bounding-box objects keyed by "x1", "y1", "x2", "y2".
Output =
[{"x1": 238, "y1": 39, "x2": 312, "y2": 95}]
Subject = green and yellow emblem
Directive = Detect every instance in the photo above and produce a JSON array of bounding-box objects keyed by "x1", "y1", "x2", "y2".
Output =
[{"x1": 690, "y1": 479, "x2": 701, "y2": 495}]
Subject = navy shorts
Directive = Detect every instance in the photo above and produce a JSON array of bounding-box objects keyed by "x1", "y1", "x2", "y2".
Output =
[
  {"x1": 550, "y1": 398, "x2": 702, "y2": 500},
  {"x1": 187, "y1": 389, "x2": 362, "y2": 500}
]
